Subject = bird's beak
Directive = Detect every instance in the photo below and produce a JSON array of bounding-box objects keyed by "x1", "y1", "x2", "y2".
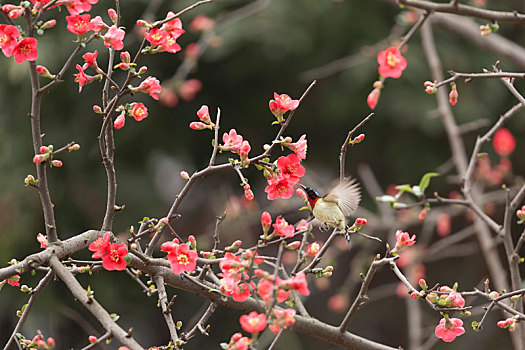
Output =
[{"x1": 298, "y1": 183, "x2": 306, "y2": 190}]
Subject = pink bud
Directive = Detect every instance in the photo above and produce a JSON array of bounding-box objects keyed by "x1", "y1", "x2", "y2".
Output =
[
  {"x1": 137, "y1": 66, "x2": 148, "y2": 75},
  {"x1": 188, "y1": 235, "x2": 196, "y2": 243},
  {"x1": 367, "y1": 88, "x2": 380, "y2": 110},
  {"x1": 185, "y1": 43, "x2": 200, "y2": 58},
  {"x1": 88, "y1": 335, "x2": 97, "y2": 343},
  {"x1": 232, "y1": 240, "x2": 242, "y2": 247},
  {"x1": 287, "y1": 241, "x2": 301, "y2": 249},
  {"x1": 296, "y1": 188, "x2": 308, "y2": 201},
  {"x1": 2, "y1": 4, "x2": 18, "y2": 12},
  {"x1": 39, "y1": 146, "x2": 49, "y2": 153},
  {"x1": 353, "y1": 134, "x2": 365, "y2": 143},
  {"x1": 410, "y1": 292, "x2": 420, "y2": 299},
  {"x1": 489, "y1": 291, "x2": 500, "y2": 299},
  {"x1": 114, "y1": 114, "x2": 126, "y2": 129},
  {"x1": 136, "y1": 19, "x2": 151, "y2": 28},
  {"x1": 68, "y1": 143, "x2": 80, "y2": 151},
  {"x1": 306, "y1": 242, "x2": 320, "y2": 256},
  {"x1": 36, "y1": 65, "x2": 55, "y2": 79},
  {"x1": 108, "y1": 8, "x2": 118, "y2": 24},
  {"x1": 189, "y1": 121, "x2": 207, "y2": 130},
  {"x1": 418, "y1": 209, "x2": 427, "y2": 221},
  {"x1": 8, "y1": 8, "x2": 24, "y2": 19},
  {"x1": 448, "y1": 83, "x2": 458, "y2": 106},
  {"x1": 180, "y1": 171, "x2": 190, "y2": 180},
  {"x1": 261, "y1": 211, "x2": 272, "y2": 230},
  {"x1": 244, "y1": 185, "x2": 254, "y2": 201},
  {"x1": 46, "y1": 337, "x2": 55, "y2": 347},
  {"x1": 93, "y1": 105, "x2": 103, "y2": 114},
  {"x1": 425, "y1": 86, "x2": 436, "y2": 94},
  {"x1": 51, "y1": 160, "x2": 63, "y2": 167},
  {"x1": 33, "y1": 154, "x2": 46, "y2": 163},
  {"x1": 115, "y1": 62, "x2": 130, "y2": 71},
  {"x1": 41, "y1": 19, "x2": 57, "y2": 29},
  {"x1": 120, "y1": 51, "x2": 131, "y2": 64}
]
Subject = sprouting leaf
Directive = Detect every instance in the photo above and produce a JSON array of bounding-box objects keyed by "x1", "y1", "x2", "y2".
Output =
[{"x1": 418, "y1": 172, "x2": 439, "y2": 192}]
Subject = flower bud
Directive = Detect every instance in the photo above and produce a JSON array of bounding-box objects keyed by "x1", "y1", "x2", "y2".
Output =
[
  {"x1": 449, "y1": 83, "x2": 458, "y2": 106},
  {"x1": 418, "y1": 278, "x2": 427, "y2": 290},
  {"x1": 51, "y1": 160, "x2": 63, "y2": 167},
  {"x1": 296, "y1": 188, "x2": 308, "y2": 202},
  {"x1": 24, "y1": 174, "x2": 36, "y2": 185},
  {"x1": 189, "y1": 122, "x2": 208, "y2": 130},
  {"x1": 410, "y1": 291, "x2": 421, "y2": 299},
  {"x1": 93, "y1": 105, "x2": 103, "y2": 114},
  {"x1": 68, "y1": 143, "x2": 80, "y2": 151},
  {"x1": 367, "y1": 88, "x2": 380, "y2": 110},
  {"x1": 120, "y1": 51, "x2": 131, "y2": 64},
  {"x1": 180, "y1": 171, "x2": 190, "y2": 180},
  {"x1": 46, "y1": 337, "x2": 55, "y2": 347},
  {"x1": 33, "y1": 154, "x2": 47, "y2": 163},
  {"x1": 418, "y1": 209, "x2": 427, "y2": 221},
  {"x1": 261, "y1": 211, "x2": 272, "y2": 235},
  {"x1": 137, "y1": 66, "x2": 148, "y2": 75},
  {"x1": 114, "y1": 113, "x2": 126, "y2": 129},
  {"x1": 88, "y1": 335, "x2": 98, "y2": 343},
  {"x1": 286, "y1": 241, "x2": 301, "y2": 250},
  {"x1": 136, "y1": 19, "x2": 152, "y2": 28},
  {"x1": 489, "y1": 291, "x2": 500, "y2": 299},
  {"x1": 243, "y1": 184, "x2": 254, "y2": 200},
  {"x1": 306, "y1": 242, "x2": 320, "y2": 256},
  {"x1": 41, "y1": 19, "x2": 57, "y2": 29},
  {"x1": 108, "y1": 8, "x2": 118, "y2": 25},
  {"x1": 39, "y1": 146, "x2": 50, "y2": 154},
  {"x1": 36, "y1": 65, "x2": 55, "y2": 79}
]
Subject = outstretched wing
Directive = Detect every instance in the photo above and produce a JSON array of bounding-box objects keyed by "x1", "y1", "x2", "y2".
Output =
[{"x1": 323, "y1": 178, "x2": 361, "y2": 216}]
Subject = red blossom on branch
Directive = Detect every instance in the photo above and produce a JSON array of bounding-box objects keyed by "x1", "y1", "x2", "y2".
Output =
[
  {"x1": 239, "y1": 311, "x2": 267, "y2": 333},
  {"x1": 13, "y1": 37, "x2": 38, "y2": 63},
  {"x1": 165, "y1": 243, "x2": 198, "y2": 274},
  {"x1": 492, "y1": 128, "x2": 516, "y2": 157},
  {"x1": 377, "y1": 47, "x2": 407, "y2": 79},
  {"x1": 101, "y1": 242, "x2": 128, "y2": 271},
  {"x1": 434, "y1": 317, "x2": 465, "y2": 342},
  {"x1": 0, "y1": 24, "x2": 20, "y2": 57},
  {"x1": 88, "y1": 232, "x2": 110, "y2": 259}
]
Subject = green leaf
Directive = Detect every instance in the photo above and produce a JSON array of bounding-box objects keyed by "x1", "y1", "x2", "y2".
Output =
[
  {"x1": 395, "y1": 184, "x2": 413, "y2": 194},
  {"x1": 418, "y1": 172, "x2": 439, "y2": 192},
  {"x1": 471, "y1": 321, "x2": 481, "y2": 331}
]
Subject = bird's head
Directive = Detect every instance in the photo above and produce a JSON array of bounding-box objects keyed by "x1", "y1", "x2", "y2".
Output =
[{"x1": 300, "y1": 184, "x2": 321, "y2": 200}]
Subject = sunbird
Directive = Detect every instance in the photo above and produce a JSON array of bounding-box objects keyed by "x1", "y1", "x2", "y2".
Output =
[{"x1": 301, "y1": 178, "x2": 361, "y2": 232}]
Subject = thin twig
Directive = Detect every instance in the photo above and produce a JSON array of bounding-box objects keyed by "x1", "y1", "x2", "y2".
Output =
[
  {"x1": 209, "y1": 108, "x2": 221, "y2": 166},
  {"x1": 154, "y1": 275, "x2": 180, "y2": 347},
  {"x1": 182, "y1": 302, "x2": 218, "y2": 341},
  {"x1": 339, "y1": 113, "x2": 374, "y2": 182}
]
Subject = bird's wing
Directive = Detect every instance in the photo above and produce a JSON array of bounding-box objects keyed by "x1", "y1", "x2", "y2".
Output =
[{"x1": 325, "y1": 178, "x2": 361, "y2": 216}]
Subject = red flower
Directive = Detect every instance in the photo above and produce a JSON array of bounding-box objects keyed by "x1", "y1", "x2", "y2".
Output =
[
  {"x1": 493, "y1": 128, "x2": 516, "y2": 156},
  {"x1": 66, "y1": 14, "x2": 93, "y2": 35},
  {"x1": 7, "y1": 274, "x2": 20, "y2": 287},
  {"x1": 239, "y1": 311, "x2": 267, "y2": 333},
  {"x1": 0, "y1": 24, "x2": 20, "y2": 57},
  {"x1": 166, "y1": 243, "x2": 198, "y2": 274},
  {"x1": 261, "y1": 211, "x2": 272, "y2": 233},
  {"x1": 279, "y1": 272, "x2": 310, "y2": 296},
  {"x1": 276, "y1": 154, "x2": 305, "y2": 184},
  {"x1": 367, "y1": 87, "x2": 381, "y2": 109},
  {"x1": 237, "y1": 140, "x2": 251, "y2": 159},
  {"x1": 145, "y1": 28, "x2": 168, "y2": 46},
  {"x1": 377, "y1": 47, "x2": 407, "y2": 79},
  {"x1": 226, "y1": 333, "x2": 250, "y2": 350},
  {"x1": 13, "y1": 37, "x2": 38, "y2": 63},
  {"x1": 272, "y1": 215, "x2": 295, "y2": 238},
  {"x1": 265, "y1": 176, "x2": 294, "y2": 200},
  {"x1": 161, "y1": 12, "x2": 185, "y2": 37},
  {"x1": 89, "y1": 16, "x2": 108, "y2": 33},
  {"x1": 101, "y1": 242, "x2": 128, "y2": 271},
  {"x1": 393, "y1": 230, "x2": 416, "y2": 252},
  {"x1": 63, "y1": 0, "x2": 98, "y2": 15},
  {"x1": 73, "y1": 64, "x2": 92, "y2": 93},
  {"x1": 130, "y1": 102, "x2": 148, "y2": 121},
  {"x1": 306, "y1": 242, "x2": 320, "y2": 256},
  {"x1": 103, "y1": 25, "x2": 125, "y2": 51},
  {"x1": 269, "y1": 308, "x2": 296, "y2": 334},
  {"x1": 88, "y1": 232, "x2": 110, "y2": 259},
  {"x1": 220, "y1": 276, "x2": 252, "y2": 302},
  {"x1": 269, "y1": 92, "x2": 299, "y2": 118},
  {"x1": 82, "y1": 50, "x2": 98, "y2": 69},
  {"x1": 137, "y1": 76, "x2": 162, "y2": 100},
  {"x1": 435, "y1": 317, "x2": 465, "y2": 342},
  {"x1": 257, "y1": 278, "x2": 289, "y2": 304},
  {"x1": 161, "y1": 32, "x2": 182, "y2": 53}
]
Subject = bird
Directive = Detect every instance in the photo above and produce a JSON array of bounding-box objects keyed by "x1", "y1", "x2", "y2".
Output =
[{"x1": 300, "y1": 178, "x2": 361, "y2": 232}]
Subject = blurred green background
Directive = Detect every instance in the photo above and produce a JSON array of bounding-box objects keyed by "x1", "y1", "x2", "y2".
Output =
[{"x1": 1, "y1": 0, "x2": 525, "y2": 348}]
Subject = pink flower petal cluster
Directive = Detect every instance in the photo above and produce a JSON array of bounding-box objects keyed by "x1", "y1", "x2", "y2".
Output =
[
  {"x1": 392, "y1": 230, "x2": 416, "y2": 252},
  {"x1": 277, "y1": 272, "x2": 310, "y2": 296},
  {"x1": 497, "y1": 317, "x2": 517, "y2": 332},
  {"x1": 74, "y1": 64, "x2": 98, "y2": 92},
  {"x1": 0, "y1": 24, "x2": 21, "y2": 57},
  {"x1": 285, "y1": 134, "x2": 307, "y2": 160},
  {"x1": 143, "y1": 12, "x2": 185, "y2": 53},
  {"x1": 256, "y1": 277, "x2": 290, "y2": 304},
  {"x1": 161, "y1": 240, "x2": 198, "y2": 274},
  {"x1": 66, "y1": 14, "x2": 95, "y2": 35},
  {"x1": 306, "y1": 242, "x2": 320, "y2": 256},
  {"x1": 224, "y1": 333, "x2": 250, "y2": 350},
  {"x1": 269, "y1": 92, "x2": 299, "y2": 120},
  {"x1": 220, "y1": 129, "x2": 251, "y2": 160},
  {"x1": 136, "y1": 76, "x2": 162, "y2": 100},
  {"x1": 434, "y1": 317, "x2": 465, "y2": 342},
  {"x1": 37, "y1": 233, "x2": 48, "y2": 249},
  {"x1": 130, "y1": 102, "x2": 148, "y2": 121},
  {"x1": 264, "y1": 154, "x2": 306, "y2": 200},
  {"x1": 62, "y1": 0, "x2": 98, "y2": 15},
  {"x1": 88, "y1": 232, "x2": 128, "y2": 271},
  {"x1": 377, "y1": 47, "x2": 407, "y2": 79},
  {"x1": 103, "y1": 25, "x2": 125, "y2": 51},
  {"x1": 269, "y1": 308, "x2": 296, "y2": 334},
  {"x1": 426, "y1": 286, "x2": 466, "y2": 309},
  {"x1": 239, "y1": 311, "x2": 267, "y2": 333},
  {"x1": 272, "y1": 215, "x2": 295, "y2": 238}
]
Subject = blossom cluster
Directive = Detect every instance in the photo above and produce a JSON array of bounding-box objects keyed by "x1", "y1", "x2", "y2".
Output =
[
  {"x1": 0, "y1": 24, "x2": 38, "y2": 63},
  {"x1": 161, "y1": 237, "x2": 198, "y2": 275},
  {"x1": 139, "y1": 12, "x2": 185, "y2": 54},
  {"x1": 88, "y1": 232, "x2": 128, "y2": 271},
  {"x1": 265, "y1": 153, "x2": 306, "y2": 200}
]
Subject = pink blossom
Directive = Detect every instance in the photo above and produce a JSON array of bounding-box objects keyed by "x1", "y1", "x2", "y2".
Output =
[
  {"x1": 296, "y1": 219, "x2": 310, "y2": 231},
  {"x1": 222, "y1": 129, "x2": 243, "y2": 151},
  {"x1": 377, "y1": 47, "x2": 407, "y2": 79},
  {"x1": 273, "y1": 215, "x2": 295, "y2": 237},
  {"x1": 178, "y1": 79, "x2": 202, "y2": 101},
  {"x1": 89, "y1": 16, "x2": 108, "y2": 33},
  {"x1": 103, "y1": 25, "x2": 125, "y2": 51},
  {"x1": 306, "y1": 242, "x2": 320, "y2": 256},
  {"x1": 166, "y1": 243, "x2": 198, "y2": 274},
  {"x1": 161, "y1": 12, "x2": 185, "y2": 37},
  {"x1": 287, "y1": 134, "x2": 307, "y2": 160},
  {"x1": 137, "y1": 76, "x2": 162, "y2": 100},
  {"x1": 257, "y1": 277, "x2": 290, "y2": 304},
  {"x1": 113, "y1": 113, "x2": 125, "y2": 129},
  {"x1": 239, "y1": 312, "x2": 267, "y2": 333},
  {"x1": 265, "y1": 176, "x2": 294, "y2": 200},
  {"x1": 269, "y1": 92, "x2": 299, "y2": 118},
  {"x1": 278, "y1": 272, "x2": 310, "y2": 296},
  {"x1": 145, "y1": 28, "x2": 168, "y2": 46},
  {"x1": 130, "y1": 102, "x2": 148, "y2": 121},
  {"x1": 367, "y1": 87, "x2": 380, "y2": 109},
  {"x1": 435, "y1": 317, "x2": 465, "y2": 342},
  {"x1": 66, "y1": 14, "x2": 93, "y2": 35},
  {"x1": 88, "y1": 232, "x2": 110, "y2": 259},
  {"x1": 101, "y1": 242, "x2": 128, "y2": 271},
  {"x1": 37, "y1": 233, "x2": 48, "y2": 249},
  {"x1": 237, "y1": 140, "x2": 251, "y2": 159},
  {"x1": 82, "y1": 50, "x2": 98, "y2": 69},
  {"x1": 276, "y1": 154, "x2": 305, "y2": 184},
  {"x1": 196, "y1": 105, "x2": 211, "y2": 123},
  {"x1": 0, "y1": 24, "x2": 20, "y2": 57},
  {"x1": 190, "y1": 15, "x2": 214, "y2": 32},
  {"x1": 393, "y1": 230, "x2": 416, "y2": 252},
  {"x1": 13, "y1": 37, "x2": 38, "y2": 63},
  {"x1": 243, "y1": 184, "x2": 254, "y2": 200}
]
